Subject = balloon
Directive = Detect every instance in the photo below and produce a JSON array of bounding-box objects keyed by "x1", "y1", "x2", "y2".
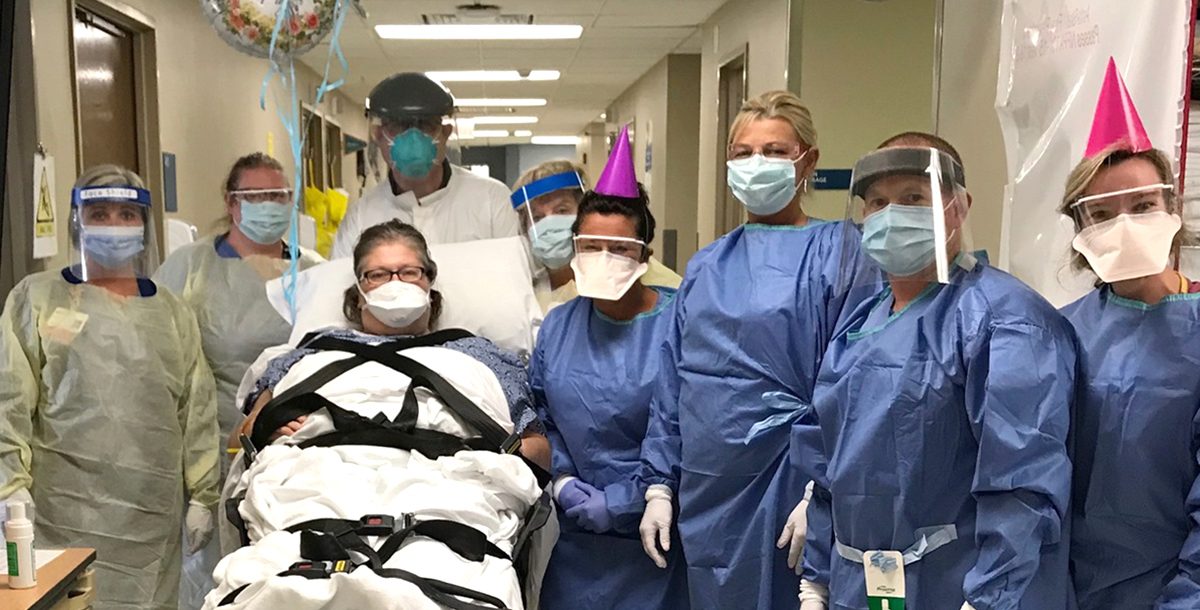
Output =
[{"x1": 200, "y1": 0, "x2": 336, "y2": 60}]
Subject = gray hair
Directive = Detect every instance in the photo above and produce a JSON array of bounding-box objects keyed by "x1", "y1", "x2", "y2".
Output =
[{"x1": 342, "y1": 220, "x2": 443, "y2": 327}]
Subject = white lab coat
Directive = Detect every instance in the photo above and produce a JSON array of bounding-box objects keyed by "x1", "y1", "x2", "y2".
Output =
[{"x1": 331, "y1": 164, "x2": 520, "y2": 258}]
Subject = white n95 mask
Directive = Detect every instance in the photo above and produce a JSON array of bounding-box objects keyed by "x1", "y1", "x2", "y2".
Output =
[
  {"x1": 1071, "y1": 211, "x2": 1182, "y2": 283},
  {"x1": 358, "y1": 280, "x2": 430, "y2": 328},
  {"x1": 571, "y1": 251, "x2": 648, "y2": 301}
]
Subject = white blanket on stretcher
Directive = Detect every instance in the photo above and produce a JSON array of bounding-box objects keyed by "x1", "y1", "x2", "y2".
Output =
[{"x1": 204, "y1": 344, "x2": 543, "y2": 610}]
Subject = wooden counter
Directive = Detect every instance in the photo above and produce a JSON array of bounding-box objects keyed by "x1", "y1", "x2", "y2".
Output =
[{"x1": 0, "y1": 548, "x2": 96, "y2": 610}]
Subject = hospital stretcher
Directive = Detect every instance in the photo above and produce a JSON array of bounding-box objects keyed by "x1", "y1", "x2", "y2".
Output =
[{"x1": 206, "y1": 331, "x2": 553, "y2": 610}]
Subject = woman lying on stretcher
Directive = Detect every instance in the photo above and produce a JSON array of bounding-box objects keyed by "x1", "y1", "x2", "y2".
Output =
[
  {"x1": 207, "y1": 220, "x2": 552, "y2": 610},
  {"x1": 231, "y1": 219, "x2": 551, "y2": 470}
]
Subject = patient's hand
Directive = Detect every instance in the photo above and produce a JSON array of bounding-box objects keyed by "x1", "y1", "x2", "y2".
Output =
[{"x1": 271, "y1": 415, "x2": 308, "y2": 441}]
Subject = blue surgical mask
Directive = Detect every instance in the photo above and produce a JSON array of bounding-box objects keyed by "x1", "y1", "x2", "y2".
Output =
[
  {"x1": 390, "y1": 128, "x2": 439, "y2": 178},
  {"x1": 238, "y1": 200, "x2": 292, "y2": 245},
  {"x1": 860, "y1": 204, "x2": 938, "y2": 276},
  {"x1": 530, "y1": 214, "x2": 576, "y2": 269},
  {"x1": 82, "y1": 225, "x2": 145, "y2": 268},
  {"x1": 726, "y1": 153, "x2": 806, "y2": 216}
]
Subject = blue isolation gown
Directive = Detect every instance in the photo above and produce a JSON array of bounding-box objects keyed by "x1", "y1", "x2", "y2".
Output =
[
  {"x1": 641, "y1": 221, "x2": 866, "y2": 609},
  {"x1": 1063, "y1": 287, "x2": 1200, "y2": 609},
  {"x1": 802, "y1": 256, "x2": 1077, "y2": 610},
  {"x1": 531, "y1": 286, "x2": 689, "y2": 609}
]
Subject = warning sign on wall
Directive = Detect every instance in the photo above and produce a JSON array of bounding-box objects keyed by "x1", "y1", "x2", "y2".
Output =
[{"x1": 33, "y1": 154, "x2": 57, "y2": 259}]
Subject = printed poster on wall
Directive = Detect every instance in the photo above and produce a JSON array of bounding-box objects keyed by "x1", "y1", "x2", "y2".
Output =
[
  {"x1": 33, "y1": 154, "x2": 58, "y2": 260},
  {"x1": 994, "y1": 0, "x2": 1192, "y2": 306}
]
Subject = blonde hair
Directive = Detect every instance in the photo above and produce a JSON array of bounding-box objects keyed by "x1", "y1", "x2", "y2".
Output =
[
  {"x1": 728, "y1": 90, "x2": 818, "y2": 149},
  {"x1": 74, "y1": 164, "x2": 146, "y2": 190},
  {"x1": 1059, "y1": 145, "x2": 1191, "y2": 274},
  {"x1": 512, "y1": 160, "x2": 589, "y2": 192}
]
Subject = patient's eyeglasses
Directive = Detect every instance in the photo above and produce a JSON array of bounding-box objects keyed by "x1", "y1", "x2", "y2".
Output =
[{"x1": 359, "y1": 266, "x2": 426, "y2": 287}]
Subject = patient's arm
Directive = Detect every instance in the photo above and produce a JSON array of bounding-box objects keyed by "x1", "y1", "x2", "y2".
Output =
[
  {"x1": 228, "y1": 390, "x2": 308, "y2": 451},
  {"x1": 520, "y1": 431, "x2": 551, "y2": 471}
]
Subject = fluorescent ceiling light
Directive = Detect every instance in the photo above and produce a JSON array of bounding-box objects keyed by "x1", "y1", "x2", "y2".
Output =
[
  {"x1": 470, "y1": 116, "x2": 538, "y2": 125},
  {"x1": 474, "y1": 130, "x2": 510, "y2": 138},
  {"x1": 513, "y1": 130, "x2": 533, "y2": 137},
  {"x1": 455, "y1": 98, "x2": 547, "y2": 107},
  {"x1": 427, "y1": 70, "x2": 559, "y2": 82},
  {"x1": 376, "y1": 24, "x2": 583, "y2": 40},
  {"x1": 531, "y1": 135, "x2": 580, "y2": 145}
]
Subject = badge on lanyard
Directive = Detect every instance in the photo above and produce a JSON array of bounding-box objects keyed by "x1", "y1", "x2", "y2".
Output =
[
  {"x1": 41, "y1": 307, "x2": 89, "y2": 345},
  {"x1": 864, "y1": 549, "x2": 905, "y2": 610}
]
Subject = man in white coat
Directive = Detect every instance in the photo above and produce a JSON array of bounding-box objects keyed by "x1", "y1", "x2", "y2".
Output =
[{"x1": 332, "y1": 73, "x2": 519, "y2": 258}]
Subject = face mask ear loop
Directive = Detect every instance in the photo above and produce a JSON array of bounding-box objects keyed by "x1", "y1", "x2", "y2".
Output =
[{"x1": 795, "y1": 149, "x2": 811, "y2": 194}]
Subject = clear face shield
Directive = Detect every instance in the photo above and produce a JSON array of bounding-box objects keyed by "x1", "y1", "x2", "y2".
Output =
[
  {"x1": 368, "y1": 114, "x2": 458, "y2": 183},
  {"x1": 841, "y1": 147, "x2": 973, "y2": 293},
  {"x1": 69, "y1": 185, "x2": 160, "y2": 280},
  {"x1": 510, "y1": 171, "x2": 585, "y2": 270},
  {"x1": 1069, "y1": 183, "x2": 1183, "y2": 282}
]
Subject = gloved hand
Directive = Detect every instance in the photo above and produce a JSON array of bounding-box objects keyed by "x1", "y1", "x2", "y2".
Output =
[
  {"x1": 185, "y1": 501, "x2": 214, "y2": 554},
  {"x1": 799, "y1": 579, "x2": 829, "y2": 610},
  {"x1": 553, "y1": 476, "x2": 590, "y2": 511},
  {"x1": 778, "y1": 481, "x2": 814, "y2": 571},
  {"x1": 563, "y1": 480, "x2": 612, "y2": 533},
  {"x1": 639, "y1": 484, "x2": 674, "y2": 569}
]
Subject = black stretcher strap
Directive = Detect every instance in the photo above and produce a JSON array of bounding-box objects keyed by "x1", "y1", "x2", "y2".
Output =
[
  {"x1": 304, "y1": 336, "x2": 516, "y2": 448},
  {"x1": 297, "y1": 328, "x2": 476, "y2": 352},
  {"x1": 287, "y1": 515, "x2": 510, "y2": 564},
  {"x1": 217, "y1": 559, "x2": 511, "y2": 609}
]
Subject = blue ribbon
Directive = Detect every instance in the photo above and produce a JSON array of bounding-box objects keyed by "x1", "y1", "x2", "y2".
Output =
[{"x1": 257, "y1": 0, "x2": 354, "y2": 322}]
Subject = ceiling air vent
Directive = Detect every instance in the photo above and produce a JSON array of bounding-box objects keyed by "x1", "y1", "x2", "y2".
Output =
[{"x1": 423, "y1": 3, "x2": 533, "y2": 25}]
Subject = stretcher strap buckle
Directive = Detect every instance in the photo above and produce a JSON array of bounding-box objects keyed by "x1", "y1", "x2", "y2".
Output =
[
  {"x1": 285, "y1": 560, "x2": 353, "y2": 579},
  {"x1": 358, "y1": 514, "x2": 396, "y2": 536},
  {"x1": 501, "y1": 432, "x2": 522, "y2": 455}
]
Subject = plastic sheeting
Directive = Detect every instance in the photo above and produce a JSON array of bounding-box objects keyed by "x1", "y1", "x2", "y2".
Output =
[{"x1": 995, "y1": 0, "x2": 1192, "y2": 305}]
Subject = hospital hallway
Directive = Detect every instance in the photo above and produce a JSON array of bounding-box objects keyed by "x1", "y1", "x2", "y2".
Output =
[{"x1": 2, "y1": 1, "x2": 1200, "y2": 610}]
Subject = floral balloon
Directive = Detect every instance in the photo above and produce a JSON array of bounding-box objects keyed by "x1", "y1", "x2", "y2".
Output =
[{"x1": 200, "y1": 0, "x2": 336, "y2": 59}]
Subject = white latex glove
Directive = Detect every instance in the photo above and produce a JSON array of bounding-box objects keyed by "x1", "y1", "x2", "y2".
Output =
[
  {"x1": 778, "y1": 481, "x2": 814, "y2": 571},
  {"x1": 799, "y1": 579, "x2": 829, "y2": 610},
  {"x1": 185, "y1": 501, "x2": 214, "y2": 554},
  {"x1": 639, "y1": 484, "x2": 674, "y2": 569}
]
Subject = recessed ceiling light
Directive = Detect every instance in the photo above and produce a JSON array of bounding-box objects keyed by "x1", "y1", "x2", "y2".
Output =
[
  {"x1": 455, "y1": 98, "x2": 547, "y2": 107},
  {"x1": 473, "y1": 129, "x2": 510, "y2": 138},
  {"x1": 470, "y1": 116, "x2": 538, "y2": 125},
  {"x1": 531, "y1": 135, "x2": 580, "y2": 145},
  {"x1": 426, "y1": 70, "x2": 560, "y2": 82},
  {"x1": 514, "y1": 130, "x2": 533, "y2": 137},
  {"x1": 376, "y1": 24, "x2": 583, "y2": 40}
]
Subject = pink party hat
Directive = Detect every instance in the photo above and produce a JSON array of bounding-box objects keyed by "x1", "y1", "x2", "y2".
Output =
[
  {"x1": 1085, "y1": 57, "x2": 1153, "y2": 157},
  {"x1": 594, "y1": 125, "x2": 639, "y2": 198}
]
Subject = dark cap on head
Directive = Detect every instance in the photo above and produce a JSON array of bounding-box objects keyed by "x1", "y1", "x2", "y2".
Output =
[
  {"x1": 367, "y1": 73, "x2": 454, "y2": 121},
  {"x1": 850, "y1": 146, "x2": 966, "y2": 198}
]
